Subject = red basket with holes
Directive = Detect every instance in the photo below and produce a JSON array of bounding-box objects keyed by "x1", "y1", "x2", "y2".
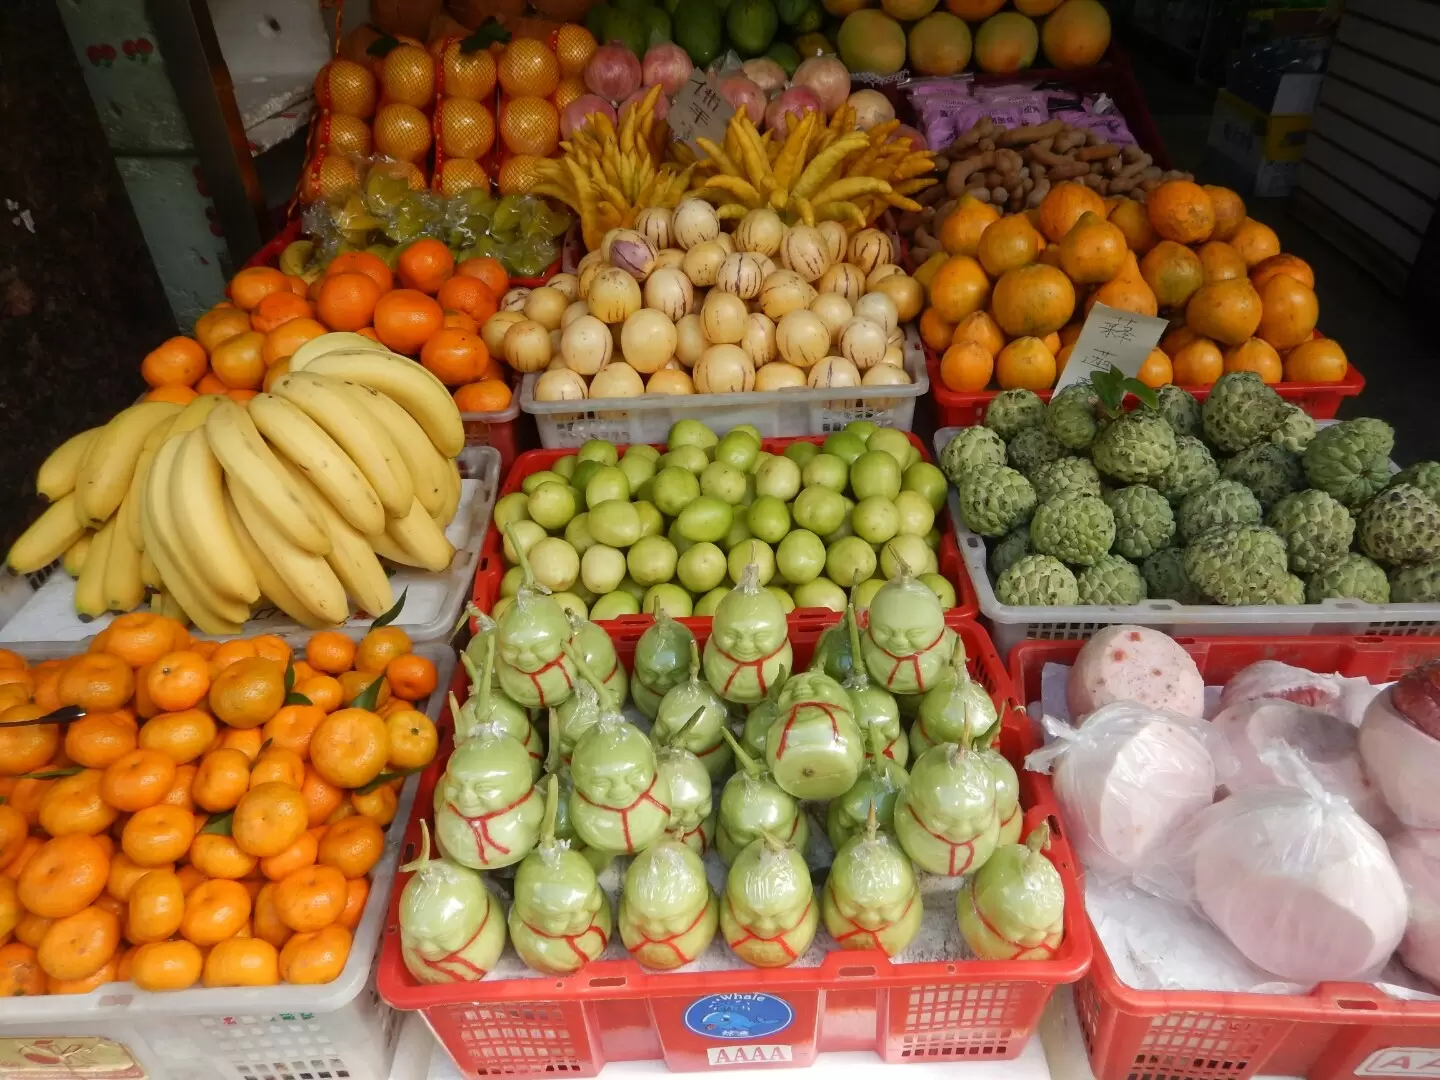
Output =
[
  {"x1": 1010, "y1": 635, "x2": 1440, "y2": 1080},
  {"x1": 472, "y1": 431, "x2": 978, "y2": 633},
  {"x1": 377, "y1": 613, "x2": 1089, "y2": 1078}
]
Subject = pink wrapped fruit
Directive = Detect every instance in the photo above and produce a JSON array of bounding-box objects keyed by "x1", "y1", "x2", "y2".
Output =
[
  {"x1": 1388, "y1": 828, "x2": 1440, "y2": 985},
  {"x1": 1219, "y1": 660, "x2": 1381, "y2": 727},
  {"x1": 1067, "y1": 625, "x2": 1205, "y2": 722},
  {"x1": 1359, "y1": 660, "x2": 1440, "y2": 828}
]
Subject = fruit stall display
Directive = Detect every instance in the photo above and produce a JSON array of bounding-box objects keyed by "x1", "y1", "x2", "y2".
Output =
[
  {"x1": 1013, "y1": 629, "x2": 1440, "y2": 1080},
  {"x1": 0, "y1": 622, "x2": 451, "y2": 1076},
  {"x1": 376, "y1": 580, "x2": 1089, "y2": 1077},
  {"x1": 916, "y1": 176, "x2": 1363, "y2": 425},
  {"x1": 936, "y1": 374, "x2": 1440, "y2": 656}
]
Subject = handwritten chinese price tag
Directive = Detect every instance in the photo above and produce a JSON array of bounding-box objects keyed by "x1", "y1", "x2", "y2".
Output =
[
  {"x1": 669, "y1": 70, "x2": 735, "y2": 154},
  {"x1": 1054, "y1": 303, "x2": 1169, "y2": 391}
]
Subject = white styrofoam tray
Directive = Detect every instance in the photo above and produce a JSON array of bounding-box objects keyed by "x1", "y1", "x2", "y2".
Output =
[{"x1": 934, "y1": 426, "x2": 1440, "y2": 658}]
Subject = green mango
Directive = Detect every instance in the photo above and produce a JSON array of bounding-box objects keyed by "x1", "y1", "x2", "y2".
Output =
[{"x1": 603, "y1": 8, "x2": 648, "y2": 56}]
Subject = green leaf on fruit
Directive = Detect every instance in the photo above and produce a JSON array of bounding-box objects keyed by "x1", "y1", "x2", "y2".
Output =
[
  {"x1": 201, "y1": 811, "x2": 234, "y2": 836},
  {"x1": 352, "y1": 676, "x2": 384, "y2": 712},
  {"x1": 367, "y1": 32, "x2": 400, "y2": 57},
  {"x1": 17, "y1": 766, "x2": 83, "y2": 780},
  {"x1": 461, "y1": 19, "x2": 511, "y2": 51},
  {"x1": 284, "y1": 692, "x2": 313, "y2": 707},
  {"x1": 356, "y1": 768, "x2": 421, "y2": 796},
  {"x1": 372, "y1": 589, "x2": 408, "y2": 629},
  {"x1": 284, "y1": 657, "x2": 296, "y2": 693}
]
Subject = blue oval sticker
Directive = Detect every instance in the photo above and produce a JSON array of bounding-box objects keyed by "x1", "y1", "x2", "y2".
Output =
[{"x1": 683, "y1": 993, "x2": 794, "y2": 1040}]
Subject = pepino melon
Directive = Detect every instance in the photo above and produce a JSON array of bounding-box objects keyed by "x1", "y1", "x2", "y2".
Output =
[
  {"x1": 1041, "y1": 0, "x2": 1110, "y2": 69},
  {"x1": 908, "y1": 11, "x2": 972, "y2": 76},
  {"x1": 838, "y1": 9, "x2": 907, "y2": 75},
  {"x1": 973, "y1": 12, "x2": 1038, "y2": 74}
]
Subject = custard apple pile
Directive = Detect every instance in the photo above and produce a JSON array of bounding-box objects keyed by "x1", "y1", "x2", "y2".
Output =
[{"x1": 945, "y1": 374, "x2": 1437, "y2": 607}]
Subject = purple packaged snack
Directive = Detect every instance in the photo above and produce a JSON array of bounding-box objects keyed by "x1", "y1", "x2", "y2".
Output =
[{"x1": 1056, "y1": 109, "x2": 1136, "y2": 147}]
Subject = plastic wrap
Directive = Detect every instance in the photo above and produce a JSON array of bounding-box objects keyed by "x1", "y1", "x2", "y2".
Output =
[
  {"x1": 1389, "y1": 828, "x2": 1440, "y2": 985},
  {"x1": 1025, "y1": 701, "x2": 1219, "y2": 878},
  {"x1": 1135, "y1": 748, "x2": 1408, "y2": 984},
  {"x1": 400, "y1": 823, "x2": 507, "y2": 983},
  {"x1": 1359, "y1": 664, "x2": 1440, "y2": 829},
  {"x1": 1066, "y1": 624, "x2": 1206, "y2": 722},
  {"x1": 1218, "y1": 659, "x2": 1382, "y2": 727}
]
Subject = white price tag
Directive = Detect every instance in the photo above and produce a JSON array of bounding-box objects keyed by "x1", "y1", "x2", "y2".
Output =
[
  {"x1": 669, "y1": 70, "x2": 734, "y2": 153},
  {"x1": 1053, "y1": 302, "x2": 1169, "y2": 391}
]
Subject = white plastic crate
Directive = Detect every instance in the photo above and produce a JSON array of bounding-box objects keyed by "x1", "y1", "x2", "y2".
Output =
[
  {"x1": 0, "y1": 447, "x2": 499, "y2": 648},
  {"x1": 0, "y1": 644, "x2": 457, "y2": 1080},
  {"x1": 521, "y1": 327, "x2": 928, "y2": 448},
  {"x1": 934, "y1": 426, "x2": 1440, "y2": 658}
]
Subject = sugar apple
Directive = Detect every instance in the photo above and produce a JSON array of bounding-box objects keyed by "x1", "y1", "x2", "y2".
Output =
[
  {"x1": 1306, "y1": 553, "x2": 1390, "y2": 604},
  {"x1": 1358, "y1": 483, "x2": 1440, "y2": 566},
  {"x1": 1030, "y1": 491, "x2": 1116, "y2": 566},
  {"x1": 1105, "y1": 485, "x2": 1176, "y2": 560},
  {"x1": 990, "y1": 525, "x2": 1032, "y2": 577},
  {"x1": 1266, "y1": 489, "x2": 1354, "y2": 574},
  {"x1": 1271, "y1": 574, "x2": 1306, "y2": 606},
  {"x1": 1154, "y1": 435, "x2": 1220, "y2": 506},
  {"x1": 1076, "y1": 555, "x2": 1148, "y2": 605},
  {"x1": 984, "y1": 389, "x2": 1047, "y2": 442},
  {"x1": 1202, "y1": 371, "x2": 1287, "y2": 453},
  {"x1": 1391, "y1": 461, "x2": 1440, "y2": 507},
  {"x1": 940, "y1": 427, "x2": 1007, "y2": 486},
  {"x1": 1046, "y1": 385, "x2": 1100, "y2": 450},
  {"x1": 1269, "y1": 405, "x2": 1317, "y2": 454},
  {"x1": 995, "y1": 554, "x2": 1079, "y2": 606},
  {"x1": 1221, "y1": 443, "x2": 1304, "y2": 510},
  {"x1": 1031, "y1": 456, "x2": 1102, "y2": 502},
  {"x1": 1155, "y1": 384, "x2": 1202, "y2": 439},
  {"x1": 958, "y1": 465, "x2": 1036, "y2": 537},
  {"x1": 1142, "y1": 547, "x2": 1201, "y2": 603},
  {"x1": 1303, "y1": 417, "x2": 1395, "y2": 508},
  {"x1": 1177, "y1": 479, "x2": 1262, "y2": 543},
  {"x1": 1184, "y1": 525, "x2": 1290, "y2": 605},
  {"x1": 1391, "y1": 560, "x2": 1440, "y2": 603},
  {"x1": 1007, "y1": 426, "x2": 1067, "y2": 478},
  {"x1": 1091, "y1": 411, "x2": 1177, "y2": 484}
]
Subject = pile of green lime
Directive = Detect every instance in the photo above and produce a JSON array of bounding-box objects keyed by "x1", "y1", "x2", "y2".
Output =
[{"x1": 491, "y1": 421, "x2": 955, "y2": 621}]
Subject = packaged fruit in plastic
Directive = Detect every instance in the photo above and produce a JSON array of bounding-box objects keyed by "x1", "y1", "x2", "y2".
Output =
[
  {"x1": 823, "y1": 804, "x2": 922, "y2": 956},
  {"x1": 766, "y1": 668, "x2": 864, "y2": 800},
  {"x1": 568, "y1": 714, "x2": 669, "y2": 854},
  {"x1": 717, "y1": 728, "x2": 809, "y2": 864},
  {"x1": 827, "y1": 728, "x2": 911, "y2": 849},
  {"x1": 720, "y1": 829, "x2": 819, "y2": 968},
  {"x1": 432, "y1": 704, "x2": 545, "y2": 870},
  {"x1": 911, "y1": 636, "x2": 998, "y2": 758},
  {"x1": 895, "y1": 736, "x2": 1000, "y2": 877},
  {"x1": 655, "y1": 711, "x2": 718, "y2": 855},
  {"x1": 956, "y1": 823, "x2": 1065, "y2": 960},
  {"x1": 861, "y1": 564, "x2": 956, "y2": 695},
  {"x1": 400, "y1": 821, "x2": 507, "y2": 982},
  {"x1": 653, "y1": 642, "x2": 731, "y2": 777},
  {"x1": 618, "y1": 838, "x2": 719, "y2": 969},
  {"x1": 457, "y1": 632, "x2": 543, "y2": 777},
  {"x1": 632, "y1": 609, "x2": 698, "y2": 719}
]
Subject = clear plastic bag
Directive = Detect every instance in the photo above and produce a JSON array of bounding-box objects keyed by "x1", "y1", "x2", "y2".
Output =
[
  {"x1": 1135, "y1": 747, "x2": 1408, "y2": 984},
  {"x1": 1025, "y1": 701, "x2": 1221, "y2": 879},
  {"x1": 1218, "y1": 659, "x2": 1382, "y2": 727}
]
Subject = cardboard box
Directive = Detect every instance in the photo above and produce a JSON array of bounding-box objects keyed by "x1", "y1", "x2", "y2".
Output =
[{"x1": 1207, "y1": 75, "x2": 1322, "y2": 197}]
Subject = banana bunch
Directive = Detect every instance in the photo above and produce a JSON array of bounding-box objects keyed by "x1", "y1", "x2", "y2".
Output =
[
  {"x1": 529, "y1": 85, "x2": 696, "y2": 251},
  {"x1": 687, "y1": 105, "x2": 937, "y2": 230},
  {"x1": 8, "y1": 334, "x2": 469, "y2": 634}
]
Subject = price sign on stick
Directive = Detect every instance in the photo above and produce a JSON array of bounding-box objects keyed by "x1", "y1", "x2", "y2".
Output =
[
  {"x1": 669, "y1": 70, "x2": 735, "y2": 154},
  {"x1": 1053, "y1": 302, "x2": 1169, "y2": 391}
]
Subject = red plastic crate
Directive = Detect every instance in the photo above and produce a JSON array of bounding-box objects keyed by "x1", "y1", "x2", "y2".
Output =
[
  {"x1": 474, "y1": 432, "x2": 979, "y2": 633},
  {"x1": 924, "y1": 343, "x2": 1367, "y2": 427},
  {"x1": 1011, "y1": 635, "x2": 1440, "y2": 1080},
  {"x1": 377, "y1": 614, "x2": 1090, "y2": 1078}
]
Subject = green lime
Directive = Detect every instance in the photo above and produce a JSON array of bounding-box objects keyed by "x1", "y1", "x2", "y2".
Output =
[
  {"x1": 634, "y1": 499, "x2": 664, "y2": 538},
  {"x1": 893, "y1": 490, "x2": 936, "y2": 536},
  {"x1": 728, "y1": 539, "x2": 776, "y2": 585},
  {"x1": 502, "y1": 519, "x2": 545, "y2": 563},
  {"x1": 776, "y1": 529, "x2": 825, "y2": 584},
  {"x1": 755, "y1": 455, "x2": 802, "y2": 501},
  {"x1": 715, "y1": 430, "x2": 761, "y2": 473},
  {"x1": 822, "y1": 431, "x2": 867, "y2": 464},
  {"x1": 588, "y1": 499, "x2": 642, "y2": 547},
  {"x1": 581, "y1": 545, "x2": 627, "y2": 594},
  {"x1": 677, "y1": 542, "x2": 727, "y2": 593},
  {"x1": 652, "y1": 466, "x2": 701, "y2": 516},
  {"x1": 659, "y1": 444, "x2": 710, "y2": 474},
  {"x1": 793, "y1": 485, "x2": 846, "y2": 536},
  {"x1": 768, "y1": 585, "x2": 797, "y2": 613},
  {"x1": 784, "y1": 441, "x2": 821, "y2": 468},
  {"x1": 701, "y1": 460, "x2": 748, "y2": 504},
  {"x1": 552, "y1": 455, "x2": 578, "y2": 479},
  {"x1": 694, "y1": 586, "x2": 729, "y2": 616},
  {"x1": 677, "y1": 495, "x2": 734, "y2": 543},
  {"x1": 619, "y1": 453, "x2": 657, "y2": 492},
  {"x1": 628, "y1": 535, "x2": 679, "y2": 586},
  {"x1": 584, "y1": 465, "x2": 630, "y2": 508},
  {"x1": 852, "y1": 496, "x2": 899, "y2": 544},
  {"x1": 521, "y1": 470, "x2": 566, "y2": 495},
  {"x1": 500, "y1": 564, "x2": 525, "y2": 597},
  {"x1": 850, "y1": 450, "x2": 902, "y2": 500},
  {"x1": 527, "y1": 481, "x2": 577, "y2": 530},
  {"x1": 591, "y1": 591, "x2": 642, "y2": 620},
  {"x1": 854, "y1": 577, "x2": 884, "y2": 610},
  {"x1": 902, "y1": 461, "x2": 948, "y2": 510},
  {"x1": 826, "y1": 535, "x2": 877, "y2": 587},
  {"x1": 880, "y1": 534, "x2": 936, "y2": 578},
  {"x1": 669, "y1": 419, "x2": 718, "y2": 451},
  {"x1": 746, "y1": 495, "x2": 791, "y2": 544},
  {"x1": 866, "y1": 428, "x2": 918, "y2": 470},
  {"x1": 845, "y1": 420, "x2": 878, "y2": 442},
  {"x1": 564, "y1": 512, "x2": 596, "y2": 555},
  {"x1": 494, "y1": 491, "x2": 531, "y2": 532},
  {"x1": 644, "y1": 583, "x2": 693, "y2": 617},
  {"x1": 919, "y1": 573, "x2": 956, "y2": 608},
  {"x1": 793, "y1": 578, "x2": 846, "y2": 612},
  {"x1": 578, "y1": 439, "x2": 619, "y2": 466},
  {"x1": 802, "y1": 453, "x2": 849, "y2": 492}
]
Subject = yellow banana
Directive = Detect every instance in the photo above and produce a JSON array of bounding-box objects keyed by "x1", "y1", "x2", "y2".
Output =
[
  {"x1": 336, "y1": 378, "x2": 450, "y2": 517},
  {"x1": 37, "y1": 428, "x2": 101, "y2": 501},
  {"x1": 73, "y1": 518, "x2": 115, "y2": 620},
  {"x1": 270, "y1": 372, "x2": 413, "y2": 518},
  {"x1": 385, "y1": 497, "x2": 455, "y2": 573},
  {"x1": 368, "y1": 530, "x2": 426, "y2": 568},
  {"x1": 154, "y1": 590, "x2": 190, "y2": 626},
  {"x1": 8, "y1": 494, "x2": 87, "y2": 575},
  {"x1": 169, "y1": 428, "x2": 261, "y2": 605},
  {"x1": 304, "y1": 351, "x2": 464, "y2": 457},
  {"x1": 288, "y1": 335, "x2": 389, "y2": 372},
  {"x1": 142, "y1": 434, "x2": 251, "y2": 632},
  {"x1": 278, "y1": 458, "x2": 394, "y2": 618},
  {"x1": 229, "y1": 481, "x2": 348, "y2": 626},
  {"x1": 74, "y1": 401, "x2": 183, "y2": 528},
  {"x1": 246, "y1": 392, "x2": 386, "y2": 535},
  {"x1": 203, "y1": 398, "x2": 330, "y2": 556},
  {"x1": 222, "y1": 489, "x2": 333, "y2": 630},
  {"x1": 63, "y1": 533, "x2": 93, "y2": 578},
  {"x1": 140, "y1": 549, "x2": 161, "y2": 590},
  {"x1": 103, "y1": 491, "x2": 146, "y2": 613},
  {"x1": 432, "y1": 459, "x2": 462, "y2": 528},
  {"x1": 123, "y1": 414, "x2": 181, "y2": 552}
]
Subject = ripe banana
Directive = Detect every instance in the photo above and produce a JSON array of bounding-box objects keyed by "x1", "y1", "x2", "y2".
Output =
[
  {"x1": 338, "y1": 379, "x2": 451, "y2": 518},
  {"x1": 8, "y1": 494, "x2": 87, "y2": 575},
  {"x1": 103, "y1": 492, "x2": 146, "y2": 613},
  {"x1": 124, "y1": 395, "x2": 228, "y2": 552},
  {"x1": 367, "y1": 530, "x2": 426, "y2": 568},
  {"x1": 203, "y1": 398, "x2": 330, "y2": 556},
  {"x1": 288, "y1": 334, "x2": 389, "y2": 371},
  {"x1": 222, "y1": 489, "x2": 332, "y2": 630},
  {"x1": 170, "y1": 428, "x2": 261, "y2": 605},
  {"x1": 270, "y1": 372, "x2": 414, "y2": 518},
  {"x1": 433, "y1": 458, "x2": 462, "y2": 527},
  {"x1": 229, "y1": 481, "x2": 349, "y2": 626},
  {"x1": 169, "y1": 394, "x2": 228, "y2": 439},
  {"x1": 278, "y1": 457, "x2": 395, "y2": 618},
  {"x1": 74, "y1": 401, "x2": 183, "y2": 528},
  {"x1": 386, "y1": 497, "x2": 456, "y2": 573},
  {"x1": 38, "y1": 428, "x2": 101, "y2": 502},
  {"x1": 142, "y1": 434, "x2": 250, "y2": 634},
  {"x1": 247, "y1": 392, "x2": 386, "y2": 535},
  {"x1": 304, "y1": 350, "x2": 465, "y2": 457},
  {"x1": 63, "y1": 533, "x2": 93, "y2": 578},
  {"x1": 154, "y1": 590, "x2": 190, "y2": 626},
  {"x1": 73, "y1": 518, "x2": 114, "y2": 620},
  {"x1": 140, "y1": 550, "x2": 161, "y2": 590}
]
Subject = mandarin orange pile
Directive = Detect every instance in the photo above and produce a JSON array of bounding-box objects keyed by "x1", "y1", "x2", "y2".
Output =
[
  {"x1": 0, "y1": 616, "x2": 440, "y2": 996},
  {"x1": 145, "y1": 248, "x2": 514, "y2": 422},
  {"x1": 919, "y1": 178, "x2": 1347, "y2": 395}
]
